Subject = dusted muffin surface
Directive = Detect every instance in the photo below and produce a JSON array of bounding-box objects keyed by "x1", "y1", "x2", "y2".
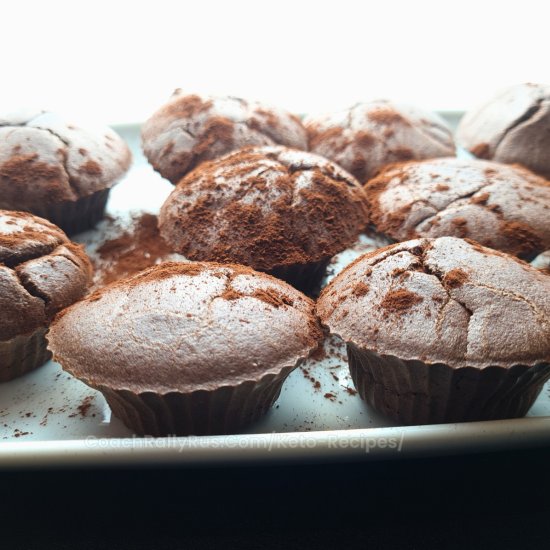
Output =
[
  {"x1": 317, "y1": 237, "x2": 550, "y2": 424},
  {"x1": 365, "y1": 158, "x2": 550, "y2": 260},
  {"x1": 457, "y1": 83, "x2": 550, "y2": 179},
  {"x1": 0, "y1": 110, "x2": 131, "y2": 233},
  {"x1": 47, "y1": 262, "x2": 323, "y2": 435},
  {"x1": 305, "y1": 100, "x2": 455, "y2": 183},
  {"x1": 0, "y1": 210, "x2": 92, "y2": 381},
  {"x1": 159, "y1": 146, "x2": 368, "y2": 293},
  {"x1": 142, "y1": 91, "x2": 307, "y2": 184}
]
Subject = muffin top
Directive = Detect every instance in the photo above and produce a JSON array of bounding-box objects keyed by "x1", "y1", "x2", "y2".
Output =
[
  {"x1": 0, "y1": 210, "x2": 92, "y2": 341},
  {"x1": 47, "y1": 262, "x2": 323, "y2": 394},
  {"x1": 0, "y1": 110, "x2": 131, "y2": 212},
  {"x1": 159, "y1": 146, "x2": 368, "y2": 271},
  {"x1": 141, "y1": 91, "x2": 308, "y2": 184},
  {"x1": 305, "y1": 100, "x2": 455, "y2": 183},
  {"x1": 365, "y1": 158, "x2": 550, "y2": 259},
  {"x1": 457, "y1": 83, "x2": 550, "y2": 179},
  {"x1": 317, "y1": 237, "x2": 550, "y2": 369}
]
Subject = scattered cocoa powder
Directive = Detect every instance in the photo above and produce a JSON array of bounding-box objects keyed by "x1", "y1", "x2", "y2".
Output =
[
  {"x1": 471, "y1": 143, "x2": 491, "y2": 159},
  {"x1": 368, "y1": 107, "x2": 410, "y2": 126},
  {"x1": 69, "y1": 395, "x2": 94, "y2": 418},
  {"x1": 164, "y1": 93, "x2": 213, "y2": 119},
  {"x1": 79, "y1": 159, "x2": 102, "y2": 176},
  {"x1": 250, "y1": 287, "x2": 294, "y2": 308},
  {"x1": 451, "y1": 217, "x2": 469, "y2": 237},
  {"x1": 443, "y1": 268, "x2": 469, "y2": 288},
  {"x1": 470, "y1": 192, "x2": 490, "y2": 205},
  {"x1": 380, "y1": 289, "x2": 423, "y2": 313},
  {"x1": 309, "y1": 343, "x2": 327, "y2": 362},
  {"x1": 390, "y1": 147, "x2": 414, "y2": 161},
  {"x1": 95, "y1": 213, "x2": 174, "y2": 286},
  {"x1": 220, "y1": 287, "x2": 241, "y2": 301},
  {"x1": 352, "y1": 281, "x2": 370, "y2": 297},
  {"x1": 159, "y1": 148, "x2": 368, "y2": 272},
  {"x1": 499, "y1": 220, "x2": 543, "y2": 259}
]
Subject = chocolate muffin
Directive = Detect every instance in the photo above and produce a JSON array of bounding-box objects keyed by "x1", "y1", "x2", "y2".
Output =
[
  {"x1": 305, "y1": 100, "x2": 455, "y2": 183},
  {"x1": 0, "y1": 110, "x2": 131, "y2": 234},
  {"x1": 0, "y1": 210, "x2": 92, "y2": 382},
  {"x1": 365, "y1": 157, "x2": 550, "y2": 260},
  {"x1": 141, "y1": 91, "x2": 307, "y2": 184},
  {"x1": 47, "y1": 262, "x2": 322, "y2": 436},
  {"x1": 317, "y1": 237, "x2": 550, "y2": 425},
  {"x1": 457, "y1": 83, "x2": 550, "y2": 179},
  {"x1": 159, "y1": 146, "x2": 368, "y2": 294}
]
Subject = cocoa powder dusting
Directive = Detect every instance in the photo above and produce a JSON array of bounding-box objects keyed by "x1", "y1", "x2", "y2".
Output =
[
  {"x1": 221, "y1": 287, "x2": 242, "y2": 301},
  {"x1": 368, "y1": 107, "x2": 410, "y2": 126},
  {"x1": 451, "y1": 217, "x2": 469, "y2": 237},
  {"x1": 380, "y1": 289, "x2": 423, "y2": 314},
  {"x1": 95, "y1": 213, "x2": 174, "y2": 286},
  {"x1": 250, "y1": 287, "x2": 294, "y2": 308},
  {"x1": 79, "y1": 159, "x2": 102, "y2": 176},
  {"x1": 443, "y1": 268, "x2": 469, "y2": 288},
  {"x1": 352, "y1": 281, "x2": 370, "y2": 297},
  {"x1": 499, "y1": 220, "x2": 543, "y2": 258},
  {"x1": 0, "y1": 154, "x2": 61, "y2": 184},
  {"x1": 471, "y1": 143, "x2": 491, "y2": 159},
  {"x1": 470, "y1": 192, "x2": 490, "y2": 205},
  {"x1": 161, "y1": 148, "x2": 368, "y2": 271},
  {"x1": 309, "y1": 343, "x2": 327, "y2": 362}
]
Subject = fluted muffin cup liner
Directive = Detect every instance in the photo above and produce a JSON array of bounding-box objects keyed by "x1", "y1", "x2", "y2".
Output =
[
  {"x1": 28, "y1": 188, "x2": 111, "y2": 236},
  {"x1": 0, "y1": 328, "x2": 51, "y2": 383},
  {"x1": 347, "y1": 343, "x2": 550, "y2": 425},
  {"x1": 96, "y1": 365, "x2": 298, "y2": 437},
  {"x1": 269, "y1": 258, "x2": 330, "y2": 297}
]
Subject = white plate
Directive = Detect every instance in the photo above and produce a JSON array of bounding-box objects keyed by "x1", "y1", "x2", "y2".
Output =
[{"x1": 1, "y1": 114, "x2": 549, "y2": 468}]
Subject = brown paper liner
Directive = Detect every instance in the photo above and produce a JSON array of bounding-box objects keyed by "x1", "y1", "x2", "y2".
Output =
[
  {"x1": 0, "y1": 328, "x2": 51, "y2": 383},
  {"x1": 29, "y1": 188, "x2": 111, "y2": 236},
  {"x1": 96, "y1": 367, "x2": 295, "y2": 436},
  {"x1": 269, "y1": 258, "x2": 330, "y2": 297},
  {"x1": 347, "y1": 343, "x2": 550, "y2": 425}
]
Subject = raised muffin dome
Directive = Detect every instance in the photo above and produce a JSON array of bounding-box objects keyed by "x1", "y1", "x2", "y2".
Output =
[
  {"x1": 317, "y1": 237, "x2": 550, "y2": 369},
  {"x1": 0, "y1": 110, "x2": 131, "y2": 232},
  {"x1": 48, "y1": 262, "x2": 322, "y2": 393},
  {"x1": 142, "y1": 91, "x2": 308, "y2": 183},
  {"x1": 317, "y1": 237, "x2": 550, "y2": 424},
  {"x1": 0, "y1": 210, "x2": 92, "y2": 381},
  {"x1": 0, "y1": 210, "x2": 92, "y2": 342},
  {"x1": 159, "y1": 146, "x2": 368, "y2": 292},
  {"x1": 48, "y1": 262, "x2": 322, "y2": 435},
  {"x1": 457, "y1": 83, "x2": 550, "y2": 179},
  {"x1": 305, "y1": 100, "x2": 455, "y2": 183},
  {"x1": 365, "y1": 157, "x2": 550, "y2": 260}
]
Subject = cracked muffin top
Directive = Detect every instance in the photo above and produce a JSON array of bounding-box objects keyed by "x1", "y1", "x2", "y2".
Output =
[
  {"x1": 365, "y1": 157, "x2": 550, "y2": 260},
  {"x1": 317, "y1": 237, "x2": 550, "y2": 368},
  {"x1": 0, "y1": 210, "x2": 92, "y2": 341},
  {"x1": 47, "y1": 262, "x2": 323, "y2": 393},
  {"x1": 141, "y1": 91, "x2": 308, "y2": 184},
  {"x1": 457, "y1": 83, "x2": 550, "y2": 179},
  {"x1": 0, "y1": 110, "x2": 131, "y2": 212},
  {"x1": 304, "y1": 100, "x2": 455, "y2": 183},
  {"x1": 159, "y1": 146, "x2": 369, "y2": 271}
]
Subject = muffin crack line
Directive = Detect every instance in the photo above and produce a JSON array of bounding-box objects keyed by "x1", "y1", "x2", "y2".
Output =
[
  {"x1": 30, "y1": 126, "x2": 83, "y2": 197},
  {"x1": 493, "y1": 96, "x2": 549, "y2": 154}
]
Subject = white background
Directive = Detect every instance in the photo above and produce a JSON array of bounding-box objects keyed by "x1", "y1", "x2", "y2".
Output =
[{"x1": 1, "y1": 0, "x2": 550, "y2": 124}]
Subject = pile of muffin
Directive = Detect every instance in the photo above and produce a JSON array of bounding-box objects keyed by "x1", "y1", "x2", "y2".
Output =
[{"x1": 1, "y1": 84, "x2": 549, "y2": 436}]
